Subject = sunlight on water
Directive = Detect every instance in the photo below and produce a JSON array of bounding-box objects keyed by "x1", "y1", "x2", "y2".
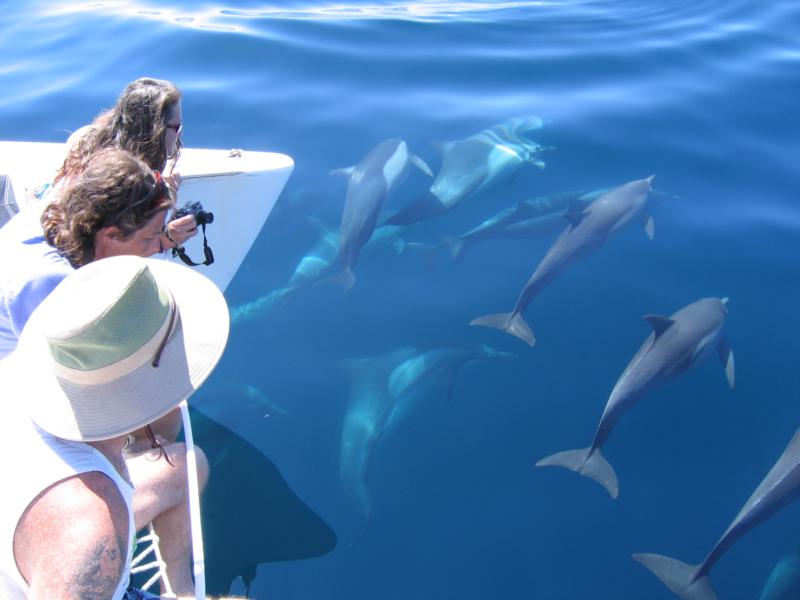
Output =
[{"x1": 38, "y1": 0, "x2": 557, "y2": 29}]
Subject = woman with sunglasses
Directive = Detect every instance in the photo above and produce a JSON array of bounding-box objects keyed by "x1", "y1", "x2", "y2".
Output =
[
  {"x1": 55, "y1": 77, "x2": 197, "y2": 250},
  {"x1": 0, "y1": 148, "x2": 210, "y2": 597}
]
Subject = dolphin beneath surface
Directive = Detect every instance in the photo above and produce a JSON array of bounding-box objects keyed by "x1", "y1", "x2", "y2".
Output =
[
  {"x1": 758, "y1": 550, "x2": 800, "y2": 600},
  {"x1": 386, "y1": 116, "x2": 549, "y2": 225},
  {"x1": 441, "y1": 189, "x2": 599, "y2": 262},
  {"x1": 339, "y1": 344, "x2": 515, "y2": 544},
  {"x1": 471, "y1": 176, "x2": 657, "y2": 346},
  {"x1": 331, "y1": 138, "x2": 432, "y2": 290},
  {"x1": 634, "y1": 426, "x2": 800, "y2": 600},
  {"x1": 536, "y1": 297, "x2": 734, "y2": 498},
  {"x1": 229, "y1": 219, "x2": 409, "y2": 324}
]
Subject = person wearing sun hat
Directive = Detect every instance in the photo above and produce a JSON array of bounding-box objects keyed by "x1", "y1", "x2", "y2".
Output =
[{"x1": 0, "y1": 254, "x2": 229, "y2": 599}]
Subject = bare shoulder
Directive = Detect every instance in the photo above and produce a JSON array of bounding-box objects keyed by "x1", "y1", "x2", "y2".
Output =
[{"x1": 14, "y1": 471, "x2": 130, "y2": 600}]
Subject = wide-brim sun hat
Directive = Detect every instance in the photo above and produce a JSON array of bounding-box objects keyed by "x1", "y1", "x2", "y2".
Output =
[{"x1": 5, "y1": 254, "x2": 229, "y2": 441}]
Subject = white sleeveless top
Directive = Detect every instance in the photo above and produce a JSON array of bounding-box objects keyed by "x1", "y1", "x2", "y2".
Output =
[{"x1": 0, "y1": 402, "x2": 135, "y2": 599}]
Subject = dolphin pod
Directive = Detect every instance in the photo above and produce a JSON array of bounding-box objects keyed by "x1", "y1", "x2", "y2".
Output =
[
  {"x1": 386, "y1": 116, "x2": 549, "y2": 225},
  {"x1": 634, "y1": 426, "x2": 800, "y2": 600},
  {"x1": 536, "y1": 297, "x2": 735, "y2": 498},
  {"x1": 470, "y1": 176, "x2": 656, "y2": 346},
  {"x1": 331, "y1": 138, "x2": 432, "y2": 290},
  {"x1": 338, "y1": 344, "x2": 515, "y2": 544}
]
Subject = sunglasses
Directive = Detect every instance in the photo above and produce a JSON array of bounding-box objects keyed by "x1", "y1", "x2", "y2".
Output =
[{"x1": 166, "y1": 122, "x2": 183, "y2": 136}]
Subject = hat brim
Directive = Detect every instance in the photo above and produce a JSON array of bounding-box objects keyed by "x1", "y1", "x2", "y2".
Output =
[{"x1": 7, "y1": 258, "x2": 229, "y2": 441}]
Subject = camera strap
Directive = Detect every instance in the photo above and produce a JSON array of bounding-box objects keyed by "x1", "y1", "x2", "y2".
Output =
[{"x1": 172, "y1": 222, "x2": 215, "y2": 267}]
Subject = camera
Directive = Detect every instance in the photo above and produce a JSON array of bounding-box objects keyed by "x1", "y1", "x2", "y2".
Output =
[{"x1": 173, "y1": 200, "x2": 214, "y2": 226}]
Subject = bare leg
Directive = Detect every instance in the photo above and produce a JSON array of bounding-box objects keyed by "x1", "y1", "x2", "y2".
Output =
[{"x1": 126, "y1": 441, "x2": 209, "y2": 596}]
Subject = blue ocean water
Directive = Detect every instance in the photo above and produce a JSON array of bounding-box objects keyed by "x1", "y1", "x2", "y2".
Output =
[{"x1": 2, "y1": 1, "x2": 800, "y2": 598}]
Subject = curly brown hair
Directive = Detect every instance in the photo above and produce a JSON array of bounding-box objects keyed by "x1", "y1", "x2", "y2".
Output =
[
  {"x1": 55, "y1": 77, "x2": 182, "y2": 184},
  {"x1": 42, "y1": 149, "x2": 172, "y2": 268}
]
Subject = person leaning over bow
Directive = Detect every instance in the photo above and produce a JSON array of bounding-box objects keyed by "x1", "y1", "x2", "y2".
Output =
[
  {"x1": 0, "y1": 254, "x2": 229, "y2": 599},
  {"x1": 53, "y1": 76, "x2": 198, "y2": 251},
  {"x1": 0, "y1": 148, "x2": 208, "y2": 595}
]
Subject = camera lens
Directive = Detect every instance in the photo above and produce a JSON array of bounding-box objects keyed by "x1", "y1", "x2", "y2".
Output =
[{"x1": 197, "y1": 211, "x2": 214, "y2": 225}]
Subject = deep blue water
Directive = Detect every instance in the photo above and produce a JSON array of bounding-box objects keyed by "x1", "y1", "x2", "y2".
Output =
[{"x1": 2, "y1": 2, "x2": 800, "y2": 599}]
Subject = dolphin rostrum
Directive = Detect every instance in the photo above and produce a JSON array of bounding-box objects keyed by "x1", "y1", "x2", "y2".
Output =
[
  {"x1": 536, "y1": 297, "x2": 734, "y2": 498},
  {"x1": 339, "y1": 344, "x2": 514, "y2": 544},
  {"x1": 331, "y1": 138, "x2": 431, "y2": 290},
  {"x1": 470, "y1": 176, "x2": 656, "y2": 346},
  {"x1": 634, "y1": 425, "x2": 800, "y2": 600},
  {"x1": 386, "y1": 116, "x2": 549, "y2": 225}
]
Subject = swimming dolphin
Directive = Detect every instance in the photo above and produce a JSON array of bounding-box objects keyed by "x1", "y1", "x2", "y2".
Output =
[
  {"x1": 229, "y1": 219, "x2": 409, "y2": 324},
  {"x1": 386, "y1": 116, "x2": 549, "y2": 225},
  {"x1": 339, "y1": 344, "x2": 514, "y2": 544},
  {"x1": 634, "y1": 425, "x2": 800, "y2": 600},
  {"x1": 536, "y1": 297, "x2": 734, "y2": 498},
  {"x1": 331, "y1": 138, "x2": 432, "y2": 290},
  {"x1": 758, "y1": 550, "x2": 800, "y2": 600},
  {"x1": 470, "y1": 176, "x2": 656, "y2": 346},
  {"x1": 442, "y1": 189, "x2": 599, "y2": 262}
]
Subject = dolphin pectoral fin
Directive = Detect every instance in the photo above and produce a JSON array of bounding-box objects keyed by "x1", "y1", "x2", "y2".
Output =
[
  {"x1": 632, "y1": 553, "x2": 717, "y2": 600},
  {"x1": 330, "y1": 166, "x2": 355, "y2": 177},
  {"x1": 470, "y1": 312, "x2": 535, "y2": 347},
  {"x1": 411, "y1": 154, "x2": 433, "y2": 177},
  {"x1": 527, "y1": 156, "x2": 546, "y2": 169},
  {"x1": 536, "y1": 447, "x2": 619, "y2": 499},
  {"x1": 643, "y1": 314, "x2": 675, "y2": 337},
  {"x1": 644, "y1": 215, "x2": 655, "y2": 240},
  {"x1": 718, "y1": 338, "x2": 735, "y2": 389},
  {"x1": 392, "y1": 237, "x2": 406, "y2": 255}
]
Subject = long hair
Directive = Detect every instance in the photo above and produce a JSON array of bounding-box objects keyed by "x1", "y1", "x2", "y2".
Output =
[
  {"x1": 55, "y1": 77, "x2": 182, "y2": 184},
  {"x1": 42, "y1": 149, "x2": 172, "y2": 267}
]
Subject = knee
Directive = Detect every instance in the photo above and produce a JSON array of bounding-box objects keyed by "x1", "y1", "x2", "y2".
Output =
[{"x1": 166, "y1": 442, "x2": 210, "y2": 493}]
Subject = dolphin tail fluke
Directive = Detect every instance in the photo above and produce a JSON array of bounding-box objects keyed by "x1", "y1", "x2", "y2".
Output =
[
  {"x1": 632, "y1": 553, "x2": 717, "y2": 600},
  {"x1": 535, "y1": 447, "x2": 619, "y2": 499},
  {"x1": 470, "y1": 312, "x2": 535, "y2": 347}
]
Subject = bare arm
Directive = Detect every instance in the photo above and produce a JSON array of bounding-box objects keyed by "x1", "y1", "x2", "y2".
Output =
[{"x1": 14, "y1": 471, "x2": 130, "y2": 600}]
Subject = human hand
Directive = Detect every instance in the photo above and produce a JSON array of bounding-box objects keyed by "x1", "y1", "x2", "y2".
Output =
[
  {"x1": 163, "y1": 214, "x2": 199, "y2": 248},
  {"x1": 165, "y1": 170, "x2": 182, "y2": 192}
]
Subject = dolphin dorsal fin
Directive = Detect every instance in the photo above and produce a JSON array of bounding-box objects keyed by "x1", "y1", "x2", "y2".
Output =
[
  {"x1": 330, "y1": 166, "x2": 355, "y2": 177},
  {"x1": 643, "y1": 314, "x2": 675, "y2": 337}
]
